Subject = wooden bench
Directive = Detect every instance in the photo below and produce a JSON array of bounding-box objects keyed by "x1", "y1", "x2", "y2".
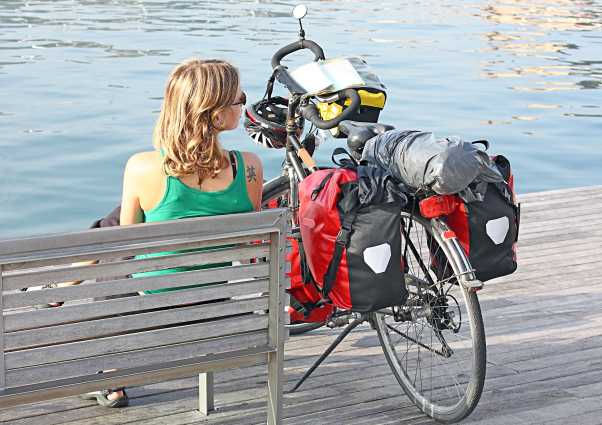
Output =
[{"x1": 0, "y1": 209, "x2": 289, "y2": 424}]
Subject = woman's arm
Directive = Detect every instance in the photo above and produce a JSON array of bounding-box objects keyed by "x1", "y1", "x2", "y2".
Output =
[
  {"x1": 242, "y1": 152, "x2": 263, "y2": 211},
  {"x1": 120, "y1": 153, "x2": 145, "y2": 225}
]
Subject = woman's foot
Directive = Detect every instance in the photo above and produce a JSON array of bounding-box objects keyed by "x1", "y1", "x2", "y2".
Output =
[{"x1": 80, "y1": 388, "x2": 129, "y2": 408}]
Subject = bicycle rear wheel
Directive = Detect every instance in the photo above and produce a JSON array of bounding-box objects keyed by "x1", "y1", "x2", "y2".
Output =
[{"x1": 373, "y1": 211, "x2": 486, "y2": 423}]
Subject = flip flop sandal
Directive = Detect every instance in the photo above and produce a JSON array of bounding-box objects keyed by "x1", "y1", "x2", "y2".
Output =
[
  {"x1": 80, "y1": 388, "x2": 129, "y2": 408},
  {"x1": 21, "y1": 284, "x2": 64, "y2": 308}
]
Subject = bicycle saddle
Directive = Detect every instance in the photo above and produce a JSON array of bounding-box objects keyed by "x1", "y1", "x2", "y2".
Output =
[{"x1": 338, "y1": 120, "x2": 395, "y2": 156}]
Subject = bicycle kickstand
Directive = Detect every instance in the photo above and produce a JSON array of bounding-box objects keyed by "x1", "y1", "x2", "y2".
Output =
[{"x1": 288, "y1": 317, "x2": 364, "y2": 393}]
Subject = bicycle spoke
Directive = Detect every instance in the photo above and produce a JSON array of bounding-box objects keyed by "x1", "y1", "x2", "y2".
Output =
[
  {"x1": 374, "y1": 211, "x2": 485, "y2": 422},
  {"x1": 386, "y1": 323, "x2": 450, "y2": 358}
]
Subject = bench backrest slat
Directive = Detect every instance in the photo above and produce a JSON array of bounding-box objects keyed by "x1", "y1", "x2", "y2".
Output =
[
  {"x1": 0, "y1": 211, "x2": 279, "y2": 267},
  {"x1": 4, "y1": 262, "x2": 269, "y2": 309},
  {"x1": 7, "y1": 315, "x2": 268, "y2": 369},
  {"x1": 6, "y1": 297, "x2": 268, "y2": 351},
  {"x1": 0, "y1": 209, "x2": 289, "y2": 400},
  {"x1": 2, "y1": 233, "x2": 270, "y2": 272},
  {"x1": 3, "y1": 243, "x2": 269, "y2": 291},
  {"x1": 7, "y1": 331, "x2": 269, "y2": 388}
]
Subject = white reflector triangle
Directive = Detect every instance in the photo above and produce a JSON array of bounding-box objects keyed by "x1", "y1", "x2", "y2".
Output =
[
  {"x1": 363, "y1": 243, "x2": 391, "y2": 274},
  {"x1": 486, "y1": 216, "x2": 509, "y2": 245}
]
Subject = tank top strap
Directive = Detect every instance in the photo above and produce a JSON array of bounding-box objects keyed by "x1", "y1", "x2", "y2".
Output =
[{"x1": 232, "y1": 150, "x2": 245, "y2": 182}]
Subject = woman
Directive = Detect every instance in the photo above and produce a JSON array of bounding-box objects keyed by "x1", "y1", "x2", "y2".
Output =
[
  {"x1": 83, "y1": 58, "x2": 263, "y2": 408},
  {"x1": 121, "y1": 58, "x2": 262, "y2": 225}
]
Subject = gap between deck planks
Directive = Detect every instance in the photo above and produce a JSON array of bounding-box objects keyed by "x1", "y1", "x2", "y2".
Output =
[{"x1": 1, "y1": 185, "x2": 601, "y2": 425}]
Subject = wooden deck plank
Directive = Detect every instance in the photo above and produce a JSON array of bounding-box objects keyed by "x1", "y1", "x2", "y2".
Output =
[{"x1": 1, "y1": 186, "x2": 601, "y2": 424}]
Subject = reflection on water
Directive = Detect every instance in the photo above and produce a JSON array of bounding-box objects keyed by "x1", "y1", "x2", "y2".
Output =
[
  {"x1": 0, "y1": 0, "x2": 601, "y2": 237},
  {"x1": 482, "y1": 0, "x2": 602, "y2": 93}
]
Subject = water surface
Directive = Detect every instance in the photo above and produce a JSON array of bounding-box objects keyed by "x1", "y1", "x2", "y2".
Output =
[{"x1": 1, "y1": 0, "x2": 601, "y2": 237}]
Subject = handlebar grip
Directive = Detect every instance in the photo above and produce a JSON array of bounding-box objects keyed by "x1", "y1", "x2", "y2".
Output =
[
  {"x1": 271, "y1": 40, "x2": 325, "y2": 69},
  {"x1": 300, "y1": 89, "x2": 361, "y2": 130}
]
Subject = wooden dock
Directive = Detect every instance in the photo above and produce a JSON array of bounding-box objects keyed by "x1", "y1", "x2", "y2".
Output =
[{"x1": 2, "y1": 186, "x2": 601, "y2": 425}]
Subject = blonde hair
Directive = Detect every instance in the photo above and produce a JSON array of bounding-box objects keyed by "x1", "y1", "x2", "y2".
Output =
[{"x1": 153, "y1": 58, "x2": 240, "y2": 186}]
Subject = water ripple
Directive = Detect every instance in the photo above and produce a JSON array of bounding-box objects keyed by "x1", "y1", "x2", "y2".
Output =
[{"x1": 0, "y1": 0, "x2": 601, "y2": 237}]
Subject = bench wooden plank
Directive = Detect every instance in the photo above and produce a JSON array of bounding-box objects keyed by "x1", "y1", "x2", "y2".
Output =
[
  {"x1": 6, "y1": 330, "x2": 269, "y2": 388},
  {"x1": 4, "y1": 296, "x2": 268, "y2": 349},
  {"x1": 6, "y1": 315, "x2": 269, "y2": 369},
  {"x1": 2, "y1": 244, "x2": 269, "y2": 291},
  {"x1": 4, "y1": 278, "x2": 269, "y2": 332},
  {"x1": 267, "y1": 223, "x2": 288, "y2": 425},
  {"x1": 1, "y1": 233, "x2": 270, "y2": 273},
  {"x1": 0, "y1": 265, "x2": 5, "y2": 390},
  {"x1": 0, "y1": 210, "x2": 284, "y2": 264},
  {"x1": 3, "y1": 262, "x2": 269, "y2": 308},
  {"x1": 0, "y1": 346, "x2": 271, "y2": 409}
]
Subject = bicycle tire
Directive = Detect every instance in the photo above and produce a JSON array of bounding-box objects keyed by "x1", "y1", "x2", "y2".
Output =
[
  {"x1": 262, "y1": 175, "x2": 326, "y2": 336},
  {"x1": 372, "y1": 211, "x2": 486, "y2": 423}
]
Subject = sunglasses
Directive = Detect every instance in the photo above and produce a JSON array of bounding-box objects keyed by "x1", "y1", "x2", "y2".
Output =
[{"x1": 232, "y1": 91, "x2": 246, "y2": 106}]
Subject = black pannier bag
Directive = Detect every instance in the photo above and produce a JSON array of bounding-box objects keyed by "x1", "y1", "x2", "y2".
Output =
[
  {"x1": 421, "y1": 154, "x2": 520, "y2": 282},
  {"x1": 298, "y1": 153, "x2": 409, "y2": 312}
]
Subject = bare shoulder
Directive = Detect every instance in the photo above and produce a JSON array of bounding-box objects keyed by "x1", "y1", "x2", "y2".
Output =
[
  {"x1": 125, "y1": 150, "x2": 162, "y2": 177},
  {"x1": 240, "y1": 151, "x2": 262, "y2": 168},
  {"x1": 240, "y1": 151, "x2": 263, "y2": 183}
]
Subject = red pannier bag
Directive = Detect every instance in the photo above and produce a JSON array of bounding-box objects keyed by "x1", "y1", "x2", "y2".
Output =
[
  {"x1": 420, "y1": 155, "x2": 520, "y2": 282},
  {"x1": 298, "y1": 166, "x2": 407, "y2": 312},
  {"x1": 265, "y1": 199, "x2": 333, "y2": 323},
  {"x1": 286, "y1": 237, "x2": 334, "y2": 323}
]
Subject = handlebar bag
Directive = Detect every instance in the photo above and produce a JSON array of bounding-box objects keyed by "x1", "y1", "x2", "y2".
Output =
[
  {"x1": 424, "y1": 155, "x2": 520, "y2": 282},
  {"x1": 318, "y1": 88, "x2": 386, "y2": 138},
  {"x1": 298, "y1": 165, "x2": 408, "y2": 312}
]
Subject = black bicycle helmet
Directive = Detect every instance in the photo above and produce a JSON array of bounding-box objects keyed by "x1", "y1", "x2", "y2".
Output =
[{"x1": 244, "y1": 96, "x2": 303, "y2": 149}]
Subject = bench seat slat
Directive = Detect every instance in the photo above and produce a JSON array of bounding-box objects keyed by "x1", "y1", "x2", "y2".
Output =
[
  {"x1": 4, "y1": 297, "x2": 268, "y2": 349},
  {"x1": 3, "y1": 262, "x2": 269, "y2": 308},
  {"x1": 2, "y1": 233, "x2": 270, "y2": 272},
  {"x1": 2, "y1": 244, "x2": 270, "y2": 291},
  {"x1": 5, "y1": 330, "x2": 269, "y2": 388},
  {"x1": 6, "y1": 314, "x2": 269, "y2": 369},
  {"x1": 0, "y1": 346, "x2": 271, "y2": 409}
]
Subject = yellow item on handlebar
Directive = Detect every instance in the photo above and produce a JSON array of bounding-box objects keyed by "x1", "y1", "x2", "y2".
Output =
[{"x1": 317, "y1": 88, "x2": 387, "y2": 137}]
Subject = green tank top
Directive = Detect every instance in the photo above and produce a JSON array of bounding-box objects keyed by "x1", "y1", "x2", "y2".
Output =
[{"x1": 134, "y1": 150, "x2": 254, "y2": 293}]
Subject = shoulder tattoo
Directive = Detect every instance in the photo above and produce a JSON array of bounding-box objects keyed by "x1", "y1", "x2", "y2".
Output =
[{"x1": 246, "y1": 165, "x2": 257, "y2": 183}]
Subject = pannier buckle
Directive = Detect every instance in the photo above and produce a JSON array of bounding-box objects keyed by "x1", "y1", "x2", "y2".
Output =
[{"x1": 335, "y1": 228, "x2": 351, "y2": 246}]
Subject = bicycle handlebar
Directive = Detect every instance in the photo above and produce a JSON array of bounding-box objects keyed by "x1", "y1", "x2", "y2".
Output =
[
  {"x1": 299, "y1": 88, "x2": 361, "y2": 130},
  {"x1": 271, "y1": 39, "x2": 325, "y2": 69}
]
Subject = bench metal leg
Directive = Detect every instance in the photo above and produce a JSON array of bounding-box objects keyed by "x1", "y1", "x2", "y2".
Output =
[
  {"x1": 267, "y1": 346, "x2": 284, "y2": 425},
  {"x1": 198, "y1": 372, "x2": 214, "y2": 415}
]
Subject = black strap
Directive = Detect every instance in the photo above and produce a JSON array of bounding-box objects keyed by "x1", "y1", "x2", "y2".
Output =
[
  {"x1": 321, "y1": 197, "x2": 359, "y2": 298},
  {"x1": 263, "y1": 70, "x2": 277, "y2": 100},
  {"x1": 472, "y1": 140, "x2": 490, "y2": 150},
  {"x1": 311, "y1": 172, "x2": 334, "y2": 200},
  {"x1": 331, "y1": 147, "x2": 358, "y2": 168},
  {"x1": 229, "y1": 151, "x2": 237, "y2": 179},
  {"x1": 297, "y1": 238, "x2": 314, "y2": 285}
]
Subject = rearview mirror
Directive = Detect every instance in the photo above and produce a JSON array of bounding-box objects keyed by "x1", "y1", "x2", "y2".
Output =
[{"x1": 293, "y1": 4, "x2": 307, "y2": 20}]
